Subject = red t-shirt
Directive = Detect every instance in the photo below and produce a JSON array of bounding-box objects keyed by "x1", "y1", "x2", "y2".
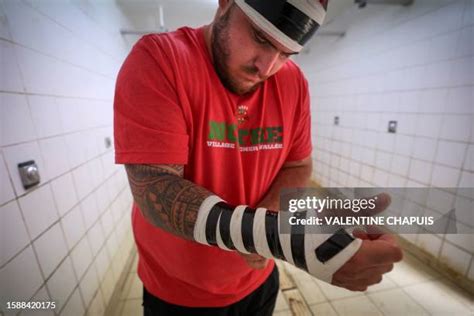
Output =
[{"x1": 114, "y1": 27, "x2": 312, "y2": 307}]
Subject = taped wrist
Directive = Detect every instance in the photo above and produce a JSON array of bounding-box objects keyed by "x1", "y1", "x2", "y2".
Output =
[{"x1": 193, "y1": 195, "x2": 362, "y2": 283}]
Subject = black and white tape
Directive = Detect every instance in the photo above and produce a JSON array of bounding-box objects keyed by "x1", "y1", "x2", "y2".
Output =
[{"x1": 193, "y1": 195, "x2": 362, "y2": 283}]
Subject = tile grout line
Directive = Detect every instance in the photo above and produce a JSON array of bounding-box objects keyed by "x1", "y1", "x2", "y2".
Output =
[
  {"x1": 0, "y1": 145, "x2": 116, "y2": 208},
  {"x1": 0, "y1": 171, "x2": 129, "y2": 272},
  {"x1": 19, "y1": 0, "x2": 126, "y2": 63},
  {"x1": 0, "y1": 89, "x2": 113, "y2": 102},
  {"x1": 0, "y1": 37, "x2": 117, "y2": 80},
  {"x1": 0, "y1": 124, "x2": 113, "y2": 152}
]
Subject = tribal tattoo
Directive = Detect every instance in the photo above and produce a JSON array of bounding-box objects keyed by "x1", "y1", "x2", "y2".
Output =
[{"x1": 125, "y1": 164, "x2": 212, "y2": 239}]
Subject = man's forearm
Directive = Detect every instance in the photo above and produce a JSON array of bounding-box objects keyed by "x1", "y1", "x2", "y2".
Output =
[
  {"x1": 125, "y1": 161, "x2": 367, "y2": 284},
  {"x1": 126, "y1": 158, "x2": 312, "y2": 240},
  {"x1": 125, "y1": 164, "x2": 399, "y2": 289},
  {"x1": 257, "y1": 158, "x2": 313, "y2": 210},
  {"x1": 125, "y1": 164, "x2": 212, "y2": 240}
]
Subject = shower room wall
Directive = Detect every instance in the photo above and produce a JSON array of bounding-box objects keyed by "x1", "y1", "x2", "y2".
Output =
[
  {"x1": 1, "y1": 0, "x2": 136, "y2": 314},
  {"x1": 295, "y1": 0, "x2": 473, "y2": 282}
]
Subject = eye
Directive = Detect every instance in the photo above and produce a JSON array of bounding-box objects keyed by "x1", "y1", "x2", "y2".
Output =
[{"x1": 253, "y1": 31, "x2": 269, "y2": 45}]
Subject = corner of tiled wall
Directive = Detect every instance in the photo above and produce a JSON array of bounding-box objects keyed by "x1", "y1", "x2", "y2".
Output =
[{"x1": 300, "y1": 0, "x2": 473, "y2": 282}]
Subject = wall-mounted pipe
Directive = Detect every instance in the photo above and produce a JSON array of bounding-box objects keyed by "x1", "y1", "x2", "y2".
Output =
[
  {"x1": 355, "y1": 0, "x2": 414, "y2": 8},
  {"x1": 120, "y1": 29, "x2": 162, "y2": 35},
  {"x1": 317, "y1": 31, "x2": 346, "y2": 37}
]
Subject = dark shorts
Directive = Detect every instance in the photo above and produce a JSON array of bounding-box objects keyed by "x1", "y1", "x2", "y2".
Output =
[{"x1": 142, "y1": 266, "x2": 280, "y2": 316}]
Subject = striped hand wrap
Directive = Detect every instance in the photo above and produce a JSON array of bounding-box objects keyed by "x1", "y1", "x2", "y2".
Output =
[{"x1": 193, "y1": 195, "x2": 362, "y2": 283}]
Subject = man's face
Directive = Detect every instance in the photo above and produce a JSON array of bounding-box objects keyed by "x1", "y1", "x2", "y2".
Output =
[{"x1": 211, "y1": 4, "x2": 298, "y2": 95}]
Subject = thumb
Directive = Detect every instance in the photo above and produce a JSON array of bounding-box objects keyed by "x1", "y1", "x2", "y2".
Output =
[
  {"x1": 322, "y1": 193, "x2": 391, "y2": 220},
  {"x1": 352, "y1": 229, "x2": 370, "y2": 240},
  {"x1": 359, "y1": 238, "x2": 403, "y2": 266},
  {"x1": 360, "y1": 193, "x2": 391, "y2": 217}
]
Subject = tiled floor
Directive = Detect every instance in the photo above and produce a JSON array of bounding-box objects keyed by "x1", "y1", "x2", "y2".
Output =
[{"x1": 112, "y1": 252, "x2": 473, "y2": 316}]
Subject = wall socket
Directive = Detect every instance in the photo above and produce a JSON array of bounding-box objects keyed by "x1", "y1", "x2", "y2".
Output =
[
  {"x1": 334, "y1": 116, "x2": 339, "y2": 126},
  {"x1": 104, "y1": 137, "x2": 112, "y2": 149},
  {"x1": 18, "y1": 160, "x2": 40, "y2": 190},
  {"x1": 388, "y1": 121, "x2": 397, "y2": 133}
]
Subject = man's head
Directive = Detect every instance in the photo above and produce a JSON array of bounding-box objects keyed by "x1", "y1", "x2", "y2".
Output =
[{"x1": 209, "y1": 0, "x2": 328, "y2": 95}]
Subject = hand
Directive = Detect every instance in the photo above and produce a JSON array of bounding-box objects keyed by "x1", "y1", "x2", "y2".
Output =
[
  {"x1": 332, "y1": 230, "x2": 403, "y2": 291},
  {"x1": 238, "y1": 251, "x2": 269, "y2": 270},
  {"x1": 322, "y1": 192, "x2": 392, "y2": 220}
]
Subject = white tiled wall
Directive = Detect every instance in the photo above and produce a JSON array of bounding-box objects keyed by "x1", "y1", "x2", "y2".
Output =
[
  {"x1": 0, "y1": 0, "x2": 135, "y2": 314},
  {"x1": 296, "y1": 0, "x2": 473, "y2": 280}
]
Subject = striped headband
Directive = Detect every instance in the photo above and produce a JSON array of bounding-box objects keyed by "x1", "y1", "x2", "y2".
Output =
[{"x1": 234, "y1": 0, "x2": 329, "y2": 52}]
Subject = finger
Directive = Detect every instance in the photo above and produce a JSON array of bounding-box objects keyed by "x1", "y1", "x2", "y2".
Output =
[
  {"x1": 249, "y1": 256, "x2": 266, "y2": 263},
  {"x1": 375, "y1": 233, "x2": 400, "y2": 246},
  {"x1": 359, "y1": 240, "x2": 403, "y2": 266},
  {"x1": 363, "y1": 193, "x2": 391, "y2": 216},
  {"x1": 338, "y1": 272, "x2": 384, "y2": 290},
  {"x1": 248, "y1": 258, "x2": 267, "y2": 264},
  {"x1": 353, "y1": 264, "x2": 395, "y2": 280},
  {"x1": 358, "y1": 275, "x2": 384, "y2": 287},
  {"x1": 335, "y1": 283, "x2": 367, "y2": 292},
  {"x1": 349, "y1": 286, "x2": 367, "y2": 292},
  {"x1": 239, "y1": 252, "x2": 265, "y2": 260},
  {"x1": 371, "y1": 263, "x2": 394, "y2": 274},
  {"x1": 352, "y1": 229, "x2": 370, "y2": 240},
  {"x1": 363, "y1": 225, "x2": 385, "y2": 240},
  {"x1": 247, "y1": 259, "x2": 268, "y2": 270},
  {"x1": 338, "y1": 263, "x2": 394, "y2": 282},
  {"x1": 322, "y1": 193, "x2": 391, "y2": 220}
]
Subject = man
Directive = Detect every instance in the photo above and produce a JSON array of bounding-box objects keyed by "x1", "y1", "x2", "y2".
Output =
[{"x1": 114, "y1": 0, "x2": 403, "y2": 315}]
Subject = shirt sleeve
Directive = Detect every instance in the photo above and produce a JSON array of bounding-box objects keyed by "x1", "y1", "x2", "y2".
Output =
[
  {"x1": 114, "y1": 35, "x2": 189, "y2": 165},
  {"x1": 285, "y1": 76, "x2": 313, "y2": 162}
]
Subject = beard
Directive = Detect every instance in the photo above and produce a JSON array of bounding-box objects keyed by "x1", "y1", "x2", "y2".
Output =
[{"x1": 211, "y1": 6, "x2": 263, "y2": 95}]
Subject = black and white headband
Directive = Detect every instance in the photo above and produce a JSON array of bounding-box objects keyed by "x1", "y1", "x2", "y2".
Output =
[{"x1": 235, "y1": 0, "x2": 328, "y2": 52}]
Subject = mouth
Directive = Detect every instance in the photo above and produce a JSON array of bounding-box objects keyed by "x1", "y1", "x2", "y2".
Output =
[
  {"x1": 243, "y1": 78, "x2": 259, "y2": 84},
  {"x1": 242, "y1": 73, "x2": 262, "y2": 84}
]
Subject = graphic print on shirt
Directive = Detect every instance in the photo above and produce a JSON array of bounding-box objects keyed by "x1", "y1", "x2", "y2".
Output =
[
  {"x1": 236, "y1": 105, "x2": 249, "y2": 124},
  {"x1": 207, "y1": 117, "x2": 284, "y2": 152}
]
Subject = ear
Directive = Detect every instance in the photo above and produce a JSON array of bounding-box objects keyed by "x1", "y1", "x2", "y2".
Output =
[
  {"x1": 218, "y1": 0, "x2": 231, "y2": 10},
  {"x1": 215, "y1": 0, "x2": 233, "y2": 18}
]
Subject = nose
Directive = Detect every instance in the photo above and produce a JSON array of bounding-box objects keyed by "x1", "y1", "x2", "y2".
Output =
[{"x1": 254, "y1": 51, "x2": 281, "y2": 78}]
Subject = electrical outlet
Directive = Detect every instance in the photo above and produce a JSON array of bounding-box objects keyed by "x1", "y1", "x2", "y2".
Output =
[
  {"x1": 18, "y1": 160, "x2": 40, "y2": 190},
  {"x1": 104, "y1": 137, "x2": 112, "y2": 149},
  {"x1": 334, "y1": 116, "x2": 339, "y2": 126},
  {"x1": 388, "y1": 121, "x2": 397, "y2": 133}
]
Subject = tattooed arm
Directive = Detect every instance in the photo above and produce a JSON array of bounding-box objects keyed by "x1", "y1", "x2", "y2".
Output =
[
  {"x1": 125, "y1": 159, "x2": 312, "y2": 241},
  {"x1": 125, "y1": 164, "x2": 212, "y2": 240}
]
